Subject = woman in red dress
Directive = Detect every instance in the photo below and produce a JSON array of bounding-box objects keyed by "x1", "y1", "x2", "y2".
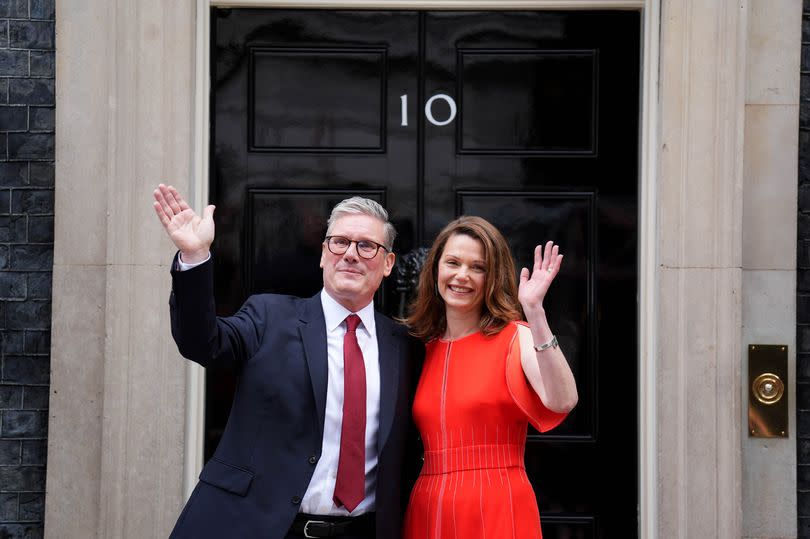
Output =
[{"x1": 402, "y1": 216, "x2": 578, "y2": 539}]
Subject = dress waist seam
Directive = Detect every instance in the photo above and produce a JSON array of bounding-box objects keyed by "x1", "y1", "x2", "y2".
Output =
[{"x1": 420, "y1": 443, "x2": 525, "y2": 475}]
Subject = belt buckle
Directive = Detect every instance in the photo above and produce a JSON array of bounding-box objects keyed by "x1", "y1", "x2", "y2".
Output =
[{"x1": 303, "y1": 520, "x2": 329, "y2": 539}]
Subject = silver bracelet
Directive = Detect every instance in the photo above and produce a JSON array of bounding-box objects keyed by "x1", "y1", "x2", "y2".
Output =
[{"x1": 533, "y1": 335, "x2": 558, "y2": 352}]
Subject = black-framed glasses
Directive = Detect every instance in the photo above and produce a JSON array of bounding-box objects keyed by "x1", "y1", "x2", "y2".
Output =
[{"x1": 325, "y1": 236, "x2": 389, "y2": 259}]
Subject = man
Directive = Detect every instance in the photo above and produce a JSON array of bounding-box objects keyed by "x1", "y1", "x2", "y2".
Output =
[{"x1": 153, "y1": 184, "x2": 420, "y2": 539}]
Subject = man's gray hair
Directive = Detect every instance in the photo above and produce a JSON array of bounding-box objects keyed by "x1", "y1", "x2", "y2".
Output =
[{"x1": 326, "y1": 197, "x2": 397, "y2": 251}]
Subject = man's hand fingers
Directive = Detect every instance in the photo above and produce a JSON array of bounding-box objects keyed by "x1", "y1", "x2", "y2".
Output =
[
  {"x1": 168, "y1": 185, "x2": 192, "y2": 212},
  {"x1": 153, "y1": 201, "x2": 171, "y2": 227},
  {"x1": 153, "y1": 188, "x2": 175, "y2": 220},
  {"x1": 163, "y1": 185, "x2": 183, "y2": 215}
]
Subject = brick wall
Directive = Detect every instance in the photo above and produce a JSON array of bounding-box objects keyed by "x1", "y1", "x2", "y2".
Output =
[
  {"x1": 801, "y1": 5, "x2": 810, "y2": 538},
  {"x1": 0, "y1": 0, "x2": 54, "y2": 537}
]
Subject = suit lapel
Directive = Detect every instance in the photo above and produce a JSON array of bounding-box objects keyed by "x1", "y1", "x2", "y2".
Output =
[
  {"x1": 375, "y1": 312, "x2": 400, "y2": 453},
  {"x1": 299, "y1": 294, "x2": 329, "y2": 439}
]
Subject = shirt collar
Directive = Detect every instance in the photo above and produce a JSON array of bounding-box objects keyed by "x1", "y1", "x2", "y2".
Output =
[{"x1": 320, "y1": 289, "x2": 376, "y2": 336}]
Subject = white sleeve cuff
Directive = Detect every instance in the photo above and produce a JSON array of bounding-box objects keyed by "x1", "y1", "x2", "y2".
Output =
[{"x1": 177, "y1": 252, "x2": 211, "y2": 271}]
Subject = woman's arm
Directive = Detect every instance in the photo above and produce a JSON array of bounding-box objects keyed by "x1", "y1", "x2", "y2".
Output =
[
  {"x1": 517, "y1": 241, "x2": 578, "y2": 413},
  {"x1": 517, "y1": 322, "x2": 578, "y2": 413}
]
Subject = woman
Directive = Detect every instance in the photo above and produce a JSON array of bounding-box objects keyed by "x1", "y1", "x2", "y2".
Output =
[{"x1": 402, "y1": 216, "x2": 578, "y2": 539}]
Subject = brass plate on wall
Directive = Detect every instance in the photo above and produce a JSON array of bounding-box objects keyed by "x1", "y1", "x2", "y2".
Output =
[{"x1": 748, "y1": 344, "x2": 788, "y2": 438}]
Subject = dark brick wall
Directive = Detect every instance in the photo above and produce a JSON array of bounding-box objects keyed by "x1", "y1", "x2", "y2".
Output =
[
  {"x1": 801, "y1": 5, "x2": 810, "y2": 537},
  {"x1": 0, "y1": 0, "x2": 53, "y2": 537}
]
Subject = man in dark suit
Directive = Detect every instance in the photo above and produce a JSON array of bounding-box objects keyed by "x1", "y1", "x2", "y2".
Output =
[{"x1": 153, "y1": 184, "x2": 420, "y2": 539}]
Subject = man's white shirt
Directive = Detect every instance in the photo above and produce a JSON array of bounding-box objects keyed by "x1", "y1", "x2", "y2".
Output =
[{"x1": 305, "y1": 289, "x2": 380, "y2": 515}]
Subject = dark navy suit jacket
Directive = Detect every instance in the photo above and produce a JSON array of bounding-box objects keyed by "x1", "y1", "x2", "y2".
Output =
[{"x1": 167, "y1": 256, "x2": 421, "y2": 539}]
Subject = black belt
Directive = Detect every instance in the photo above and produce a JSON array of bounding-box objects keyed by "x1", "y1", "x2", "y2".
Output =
[{"x1": 290, "y1": 512, "x2": 375, "y2": 538}]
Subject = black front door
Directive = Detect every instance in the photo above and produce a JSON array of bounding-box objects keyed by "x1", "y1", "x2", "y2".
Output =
[{"x1": 210, "y1": 9, "x2": 639, "y2": 538}]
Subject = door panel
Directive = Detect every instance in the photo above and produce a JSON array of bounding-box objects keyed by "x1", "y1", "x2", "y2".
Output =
[
  {"x1": 210, "y1": 9, "x2": 639, "y2": 537},
  {"x1": 250, "y1": 47, "x2": 388, "y2": 151},
  {"x1": 458, "y1": 50, "x2": 597, "y2": 154}
]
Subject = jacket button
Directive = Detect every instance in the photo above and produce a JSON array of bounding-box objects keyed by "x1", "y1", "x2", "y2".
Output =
[
  {"x1": 308, "y1": 455, "x2": 317, "y2": 464},
  {"x1": 291, "y1": 496, "x2": 301, "y2": 505}
]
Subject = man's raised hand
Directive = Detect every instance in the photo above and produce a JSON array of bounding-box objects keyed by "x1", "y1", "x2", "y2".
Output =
[{"x1": 153, "y1": 184, "x2": 215, "y2": 264}]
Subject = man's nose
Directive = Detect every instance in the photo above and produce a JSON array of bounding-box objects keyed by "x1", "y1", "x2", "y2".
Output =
[{"x1": 342, "y1": 241, "x2": 360, "y2": 260}]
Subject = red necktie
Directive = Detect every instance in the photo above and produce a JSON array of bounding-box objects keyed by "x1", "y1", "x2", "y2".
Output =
[{"x1": 333, "y1": 314, "x2": 366, "y2": 512}]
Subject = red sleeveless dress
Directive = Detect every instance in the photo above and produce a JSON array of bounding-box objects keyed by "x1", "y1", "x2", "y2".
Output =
[{"x1": 403, "y1": 322, "x2": 567, "y2": 539}]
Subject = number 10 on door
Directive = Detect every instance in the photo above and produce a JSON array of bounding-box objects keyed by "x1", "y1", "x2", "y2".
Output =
[{"x1": 400, "y1": 94, "x2": 458, "y2": 127}]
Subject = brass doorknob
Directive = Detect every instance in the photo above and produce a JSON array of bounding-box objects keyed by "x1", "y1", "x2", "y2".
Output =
[{"x1": 752, "y1": 372, "x2": 784, "y2": 405}]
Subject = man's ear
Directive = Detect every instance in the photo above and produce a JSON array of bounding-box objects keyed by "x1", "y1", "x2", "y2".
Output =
[
  {"x1": 383, "y1": 252, "x2": 395, "y2": 276},
  {"x1": 319, "y1": 243, "x2": 327, "y2": 269}
]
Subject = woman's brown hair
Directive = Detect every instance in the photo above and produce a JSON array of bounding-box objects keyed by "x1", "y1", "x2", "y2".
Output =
[{"x1": 404, "y1": 216, "x2": 523, "y2": 341}]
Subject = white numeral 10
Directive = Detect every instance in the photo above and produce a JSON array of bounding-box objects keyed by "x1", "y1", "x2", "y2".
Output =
[{"x1": 400, "y1": 94, "x2": 458, "y2": 127}]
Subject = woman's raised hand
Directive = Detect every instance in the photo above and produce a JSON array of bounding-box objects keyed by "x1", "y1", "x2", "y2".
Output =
[
  {"x1": 153, "y1": 184, "x2": 215, "y2": 264},
  {"x1": 518, "y1": 241, "x2": 563, "y2": 315}
]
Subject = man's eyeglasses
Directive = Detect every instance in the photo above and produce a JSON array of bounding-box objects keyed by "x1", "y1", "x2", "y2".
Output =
[{"x1": 325, "y1": 236, "x2": 389, "y2": 259}]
